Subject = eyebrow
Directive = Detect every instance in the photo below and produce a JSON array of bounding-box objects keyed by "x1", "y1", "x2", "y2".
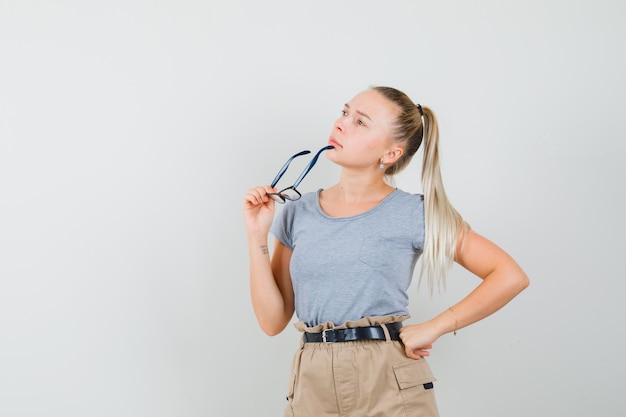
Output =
[{"x1": 344, "y1": 103, "x2": 372, "y2": 121}]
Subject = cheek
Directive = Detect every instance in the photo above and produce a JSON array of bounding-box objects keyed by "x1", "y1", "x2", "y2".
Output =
[
  {"x1": 360, "y1": 143, "x2": 386, "y2": 163},
  {"x1": 362, "y1": 134, "x2": 386, "y2": 152}
]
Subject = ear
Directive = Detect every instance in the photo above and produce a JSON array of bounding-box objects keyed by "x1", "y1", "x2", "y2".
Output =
[{"x1": 381, "y1": 147, "x2": 404, "y2": 165}]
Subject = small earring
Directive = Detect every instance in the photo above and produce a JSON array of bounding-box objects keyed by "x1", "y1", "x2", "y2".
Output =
[{"x1": 379, "y1": 163, "x2": 385, "y2": 169}]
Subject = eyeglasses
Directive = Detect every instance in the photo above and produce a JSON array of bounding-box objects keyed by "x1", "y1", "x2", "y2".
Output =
[{"x1": 267, "y1": 145, "x2": 334, "y2": 203}]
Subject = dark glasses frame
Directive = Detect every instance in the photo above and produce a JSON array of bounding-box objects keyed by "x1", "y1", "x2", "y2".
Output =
[{"x1": 268, "y1": 145, "x2": 334, "y2": 203}]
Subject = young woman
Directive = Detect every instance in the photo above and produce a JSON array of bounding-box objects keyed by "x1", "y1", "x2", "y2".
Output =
[{"x1": 243, "y1": 86, "x2": 529, "y2": 417}]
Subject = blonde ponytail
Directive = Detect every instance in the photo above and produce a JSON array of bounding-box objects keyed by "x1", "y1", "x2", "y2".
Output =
[{"x1": 420, "y1": 107, "x2": 467, "y2": 292}]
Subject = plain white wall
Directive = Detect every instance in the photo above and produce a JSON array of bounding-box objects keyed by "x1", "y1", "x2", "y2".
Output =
[{"x1": 1, "y1": 1, "x2": 624, "y2": 416}]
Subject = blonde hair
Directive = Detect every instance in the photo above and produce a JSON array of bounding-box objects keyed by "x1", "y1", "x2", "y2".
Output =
[{"x1": 372, "y1": 86, "x2": 468, "y2": 292}]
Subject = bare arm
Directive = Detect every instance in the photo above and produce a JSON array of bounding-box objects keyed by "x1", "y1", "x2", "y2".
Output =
[
  {"x1": 400, "y1": 229, "x2": 530, "y2": 359},
  {"x1": 247, "y1": 235, "x2": 295, "y2": 335},
  {"x1": 243, "y1": 186, "x2": 295, "y2": 336}
]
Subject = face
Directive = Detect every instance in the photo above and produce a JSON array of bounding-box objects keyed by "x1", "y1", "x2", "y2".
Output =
[{"x1": 326, "y1": 89, "x2": 402, "y2": 170}]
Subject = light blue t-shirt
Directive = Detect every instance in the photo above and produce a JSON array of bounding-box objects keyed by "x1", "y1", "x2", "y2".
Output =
[{"x1": 270, "y1": 188, "x2": 425, "y2": 327}]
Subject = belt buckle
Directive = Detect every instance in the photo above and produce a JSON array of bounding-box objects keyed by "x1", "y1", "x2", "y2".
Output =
[{"x1": 321, "y1": 329, "x2": 333, "y2": 343}]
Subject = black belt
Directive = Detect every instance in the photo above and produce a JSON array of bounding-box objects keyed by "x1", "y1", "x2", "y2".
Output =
[{"x1": 302, "y1": 322, "x2": 403, "y2": 343}]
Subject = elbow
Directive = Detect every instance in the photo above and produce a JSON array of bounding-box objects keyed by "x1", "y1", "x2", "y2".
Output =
[
  {"x1": 519, "y1": 266, "x2": 530, "y2": 289},
  {"x1": 253, "y1": 303, "x2": 294, "y2": 336},
  {"x1": 493, "y1": 265, "x2": 529, "y2": 297},
  {"x1": 264, "y1": 328, "x2": 283, "y2": 337},
  {"x1": 513, "y1": 270, "x2": 530, "y2": 295},
  {"x1": 258, "y1": 319, "x2": 288, "y2": 337}
]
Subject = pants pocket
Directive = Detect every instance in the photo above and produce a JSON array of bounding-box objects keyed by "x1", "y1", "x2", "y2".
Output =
[
  {"x1": 393, "y1": 359, "x2": 440, "y2": 417},
  {"x1": 283, "y1": 348, "x2": 303, "y2": 417}
]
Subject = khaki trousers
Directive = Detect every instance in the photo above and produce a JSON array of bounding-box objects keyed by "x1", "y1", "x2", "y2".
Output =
[{"x1": 284, "y1": 316, "x2": 439, "y2": 417}]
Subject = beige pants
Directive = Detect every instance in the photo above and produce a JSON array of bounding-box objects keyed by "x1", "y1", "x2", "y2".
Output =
[{"x1": 284, "y1": 316, "x2": 440, "y2": 417}]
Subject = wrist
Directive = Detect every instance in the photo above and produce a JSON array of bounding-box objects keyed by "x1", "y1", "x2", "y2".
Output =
[
  {"x1": 247, "y1": 231, "x2": 270, "y2": 254},
  {"x1": 448, "y1": 307, "x2": 459, "y2": 336},
  {"x1": 247, "y1": 229, "x2": 269, "y2": 243},
  {"x1": 431, "y1": 308, "x2": 458, "y2": 337}
]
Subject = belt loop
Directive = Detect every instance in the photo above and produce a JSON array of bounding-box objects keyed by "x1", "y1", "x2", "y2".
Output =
[{"x1": 380, "y1": 323, "x2": 391, "y2": 343}]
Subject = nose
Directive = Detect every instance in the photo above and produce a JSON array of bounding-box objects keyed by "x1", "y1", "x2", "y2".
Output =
[{"x1": 334, "y1": 119, "x2": 345, "y2": 133}]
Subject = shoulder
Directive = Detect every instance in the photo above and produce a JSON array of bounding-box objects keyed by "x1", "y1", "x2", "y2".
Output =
[
  {"x1": 387, "y1": 189, "x2": 425, "y2": 228},
  {"x1": 277, "y1": 190, "x2": 319, "y2": 216},
  {"x1": 291, "y1": 190, "x2": 319, "y2": 209},
  {"x1": 390, "y1": 189, "x2": 424, "y2": 208},
  {"x1": 389, "y1": 189, "x2": 425, "y2": 247},
  {"x1": 300, "y1": 189, "x2": 320, "y2": 204}
]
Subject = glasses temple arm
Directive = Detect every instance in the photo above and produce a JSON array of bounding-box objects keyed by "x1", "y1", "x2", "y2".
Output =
[
  {"x1": 270, "y1": 150, "x2": 311, "y2": 188},
  {"x1": 292, "y1": 145, "x2": 334, "y2": 188}
]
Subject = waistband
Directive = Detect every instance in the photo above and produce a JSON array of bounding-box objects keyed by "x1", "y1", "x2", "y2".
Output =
[{"x1": 302, "y1": 322, "x2": 402, "y2": 343}]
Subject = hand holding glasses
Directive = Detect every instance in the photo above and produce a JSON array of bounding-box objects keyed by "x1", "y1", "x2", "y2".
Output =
[{"x1": 267, "y1": 145, "x2": 334, "y2": 203}]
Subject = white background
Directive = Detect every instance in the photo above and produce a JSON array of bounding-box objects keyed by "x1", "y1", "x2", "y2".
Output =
[{"x1": 1, "y1": 1, "x2": 624, "y2": 416}]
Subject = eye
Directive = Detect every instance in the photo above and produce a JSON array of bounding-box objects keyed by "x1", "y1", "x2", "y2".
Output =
[
  {"x1": 357, "y1": 119, "x2": 366, "y2": 127},
  {"x1": 341, "y1": 109, "x2": 348, "y2": 116}
]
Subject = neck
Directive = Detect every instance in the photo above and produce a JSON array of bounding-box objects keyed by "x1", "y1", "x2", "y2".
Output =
[{"x1": 329, "y1": 171, "x2": 394, "y2": 203}]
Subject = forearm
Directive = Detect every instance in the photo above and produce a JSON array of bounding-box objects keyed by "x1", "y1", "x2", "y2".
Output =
[
  {"x1": 431, "y1": 264, "x2": 529, "y2": 337},
  {"x1": 247, "y1": 232, "x2": 292, "y2": 335}
]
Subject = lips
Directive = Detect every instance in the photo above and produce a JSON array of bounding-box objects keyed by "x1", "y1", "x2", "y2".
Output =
[{"x1": 328, "y1": 137, "x2": 342, "y2": 148}]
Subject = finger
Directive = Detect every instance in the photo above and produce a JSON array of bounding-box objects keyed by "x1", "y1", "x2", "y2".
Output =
[
  {"x1": 407, "y1": 351, "x2": 422, "y2": 360},
  {"x1": 244, "y1": 187, "x2": 270, "y2": 205},
  {"x1": 404, "y1": 346, "x2": 420, "y2": 360}
]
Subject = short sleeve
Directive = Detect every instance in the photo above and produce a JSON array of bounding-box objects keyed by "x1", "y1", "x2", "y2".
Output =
[
  {"x1": 270, "y1": 203, "x2": 295, "y2": 250},
  {"x1": 412, "y1": 194, "x2": 426, "y2": 251}
]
